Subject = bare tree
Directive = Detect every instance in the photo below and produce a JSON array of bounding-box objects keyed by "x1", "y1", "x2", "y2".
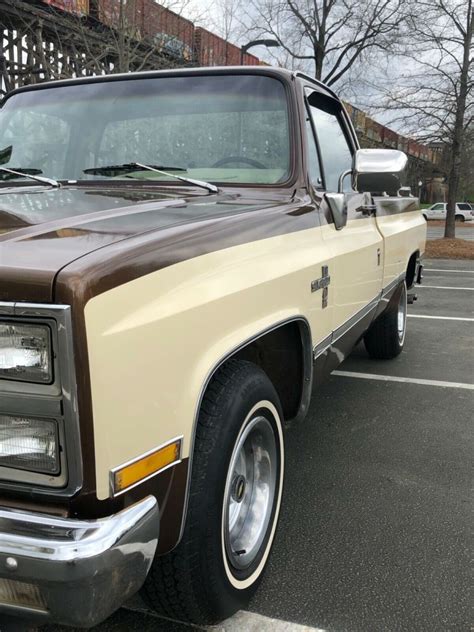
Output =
[
  {"x1": 244, "y1": 0, "x2": 407, "y2": 84},
  {"x1": 377, "y1": 0, "x2": 473, "y2": 237},
  {"x1": 206, "y1": 0, "x2": 240, "y2": 41}
]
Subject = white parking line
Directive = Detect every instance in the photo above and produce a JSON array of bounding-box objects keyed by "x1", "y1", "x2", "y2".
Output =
[
  {"x1": 125, "y1": 601, "x2": 328, "y2": 631},
  {"x1": 408, "y1": 314, "x2": 474, "y2": 322},
  {"x1": 424, "y1": 268, "x2": 474, "y2": 273},
  {"x1": 418, "y1": 285, "x2": 474, "y2": 290},
  {"x1": 333, "y1": 370, "x2": 474, "y2": 391},
  {"x1": 211, "y1": 611, "x2": 327, "y2": 631}
]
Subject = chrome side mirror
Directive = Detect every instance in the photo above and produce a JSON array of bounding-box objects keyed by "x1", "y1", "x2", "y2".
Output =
[{"x1": 353, "y1": 149, "x2": 408, "y2": 195}]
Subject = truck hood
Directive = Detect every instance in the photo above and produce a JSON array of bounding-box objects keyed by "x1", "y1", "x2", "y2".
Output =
[{"x1": 0, "y1": 184, "x2": 279, "y2": 303}]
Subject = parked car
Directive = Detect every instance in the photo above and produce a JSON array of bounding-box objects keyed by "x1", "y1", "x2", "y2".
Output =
[
  {"x1": 423, "y1": 202, "x2": 474, "y2": 222},
  {"x1": 0, "y1": 67, "x2": 425, "y2": 628}
]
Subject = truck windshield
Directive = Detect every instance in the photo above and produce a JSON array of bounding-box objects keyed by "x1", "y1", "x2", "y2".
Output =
[{"x1": 0, "y1": 74, "x2": 291, "y2": 186}]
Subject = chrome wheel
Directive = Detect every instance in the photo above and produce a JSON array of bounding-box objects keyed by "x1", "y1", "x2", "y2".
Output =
[
  {"x1": 397, "y1": 283, "x2": 407, "y2": 345},
  {"x1": 223, "y1": 415, "x2": 278, "y2": 572}
]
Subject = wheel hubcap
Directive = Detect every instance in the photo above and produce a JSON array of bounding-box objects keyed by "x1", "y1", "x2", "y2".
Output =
[
  {"x1": 397, "y1": 283, "x2": 407, "y2": 344},
  {"x1": 231, "y1": 475, "x2": 246, "y2": 503},
  {"x1": 224, "y1": 415, "x2": 278, "y2": 571}
]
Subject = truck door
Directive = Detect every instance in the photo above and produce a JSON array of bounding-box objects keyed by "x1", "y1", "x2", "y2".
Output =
[{"x1": 305, "y1": 89, "x2": 383, "y2": 351}]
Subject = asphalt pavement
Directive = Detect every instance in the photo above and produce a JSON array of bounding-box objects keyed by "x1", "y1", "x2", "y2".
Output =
[
  {"x1": 427, "y1": 224, "x2": 474, "y2": 240},
  {"x1": 2, "y1": 258, "x2": 473, "y2": 632}
]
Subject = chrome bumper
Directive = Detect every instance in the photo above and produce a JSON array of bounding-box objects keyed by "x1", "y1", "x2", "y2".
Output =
[{"x1": 0, "y1": 496, "x2": 159, "y2": 628}]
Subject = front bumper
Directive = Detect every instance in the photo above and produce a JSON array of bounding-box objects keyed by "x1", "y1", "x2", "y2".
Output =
[{"x1": 0, "y1": 496, "x2": 159, "y2": 628}]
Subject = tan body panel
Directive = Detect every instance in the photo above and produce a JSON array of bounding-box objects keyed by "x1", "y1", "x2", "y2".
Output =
[
  {"x1": 85, "y1": 226, "x2": 331, "y2": 499},
  {"x1": 85, "y1": 207, "x2": 425, "y2": 500},
  {"x1": 321, "y1": 217, "x2": 383, "y2": 328},
  {"x1": 376, "y1": 209, "x2": 426, "y2": 287}
]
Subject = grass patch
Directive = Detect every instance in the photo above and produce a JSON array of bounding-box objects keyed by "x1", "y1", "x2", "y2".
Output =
[{"x1": 425, "y1": 238, "x2": 474, "y2": 260}]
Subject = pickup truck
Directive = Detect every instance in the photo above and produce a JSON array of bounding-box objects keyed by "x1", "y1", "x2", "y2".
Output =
[{"x1": 0, "y1": 67, "x2": 425, "y2": 628}]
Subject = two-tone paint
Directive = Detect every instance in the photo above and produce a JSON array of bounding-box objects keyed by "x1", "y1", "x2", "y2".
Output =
[{"x1": 0, "y1": 67, "x2": 426, "y2": 556}]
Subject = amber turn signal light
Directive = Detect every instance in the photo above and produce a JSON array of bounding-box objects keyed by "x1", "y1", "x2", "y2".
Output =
[{"x1": 112, "y1": 438, "x2": 182, "y2": 495}]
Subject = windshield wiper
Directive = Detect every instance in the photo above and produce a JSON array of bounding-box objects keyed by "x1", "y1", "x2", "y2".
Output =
[
  {"x1": 134, "y1": 162, "x2": 218, "y2": 194},
  {"x1": 84, "y1": 163, "x2": 187, "y2": 176},
  {"x1": 84, "y1": 162, "x2": 218, "y2": 194},
  {"x1": 0, "y1": 168, "x2": 43, "y2": 180},
  {"x1": 0, "y1": 166, "x2": 60, "y2": 188}
]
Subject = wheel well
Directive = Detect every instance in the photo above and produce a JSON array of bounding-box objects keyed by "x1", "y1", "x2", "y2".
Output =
[
  {"x1": 405, "y1": 251, "x2": 419, "y2": 289},
  {"x1": 231, "y1": 320, "x2": 312, "y2": 422}
]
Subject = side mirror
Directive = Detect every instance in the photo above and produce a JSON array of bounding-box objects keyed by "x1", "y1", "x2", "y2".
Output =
[
  {"x1": 353, "y1": 149, "x2": 408, "y2": 196},
  {"x1": 325, "y1": 193, "x2": 347, "y2": 230}
]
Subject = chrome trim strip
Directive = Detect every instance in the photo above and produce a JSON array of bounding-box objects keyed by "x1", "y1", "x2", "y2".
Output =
[
  {"x1": 313, "y1": 333, "x2": 332, "y2": 361},
  {"x1": 313, "y1": 297, "x2": 379, "y2": 361},
  {"x1": 109, "y1": 436, "x2": 183, "y2": 498},
  {"x1": 0, "y1": 302, "x2": 82, "y2": 496},
  {"x1": 177, "y1": 316, "x2": 313, "y2": 549},
  {"x1": 332, "y1": 294, "x2": 380, "y2": 346},
  {"x1": 312, "y1": 273, "x2": 406, "y2": 361}
]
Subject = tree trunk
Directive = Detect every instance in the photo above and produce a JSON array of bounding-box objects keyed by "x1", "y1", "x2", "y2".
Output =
[
  {"x1": 445, "y1": 151, "x2": 459, "y2": 238},
  {"x1": 444, "y1": 0, "x2": 472, "y2": 239},
  {"x1": 314, "y1": 48, "x2": 324, "y2": 80}
]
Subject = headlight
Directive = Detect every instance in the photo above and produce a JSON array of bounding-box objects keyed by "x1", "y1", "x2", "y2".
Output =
[
  {"x1": 0, "y1": 322, "x2": 52, "y2": 383},
  {"x1": 0, "y1": 415, "x2": 59, "y2": 474}
]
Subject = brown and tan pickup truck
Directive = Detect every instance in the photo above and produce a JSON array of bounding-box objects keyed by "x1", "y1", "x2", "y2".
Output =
[{"x1": 0, "y1": 67, "x2": 425, "y2": 627}]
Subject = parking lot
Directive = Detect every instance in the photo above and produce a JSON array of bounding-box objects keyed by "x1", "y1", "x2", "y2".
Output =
[{"x1": 4, "y1": 258, "x2": 472, "y2": 632}]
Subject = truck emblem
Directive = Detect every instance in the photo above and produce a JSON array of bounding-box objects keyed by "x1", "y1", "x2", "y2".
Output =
[{"x1": 311, "y1": 266, "x2": 331, "y2": 308}]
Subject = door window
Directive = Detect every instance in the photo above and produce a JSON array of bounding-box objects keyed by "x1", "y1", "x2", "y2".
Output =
[
  {"x1": 431, "y1": 204, "x2": 444, "y2": 210},
  {"x1": 306, "y1": 92, "x2": 353, "y2": 192}
]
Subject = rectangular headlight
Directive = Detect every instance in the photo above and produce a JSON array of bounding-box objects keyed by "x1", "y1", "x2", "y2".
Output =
[
  {"x1": 0, "y1": 322, "x2": 52, "y2": 383},
  {"x1": 0, "y1": 415, "x2": 59, "y2": 475}
]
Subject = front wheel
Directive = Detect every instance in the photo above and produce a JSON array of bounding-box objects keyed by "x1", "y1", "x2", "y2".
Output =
[
  {"x1": 364, "y1": 281, "x2": 407, "y2": 359},
  {"x1": 141, "y1": 359, "x2": 284, "y2": 625}
]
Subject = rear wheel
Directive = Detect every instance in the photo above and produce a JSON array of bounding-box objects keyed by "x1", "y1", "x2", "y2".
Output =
[
  {"x1": 364, "y1": 281, "x2": 407, "y2": 359},
  {"x1": 141, "y1": 359, "x2": 284, "y2": 625},
  {"x1": 455, "y1": 214, "x2": 465, "y2": 222}
]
